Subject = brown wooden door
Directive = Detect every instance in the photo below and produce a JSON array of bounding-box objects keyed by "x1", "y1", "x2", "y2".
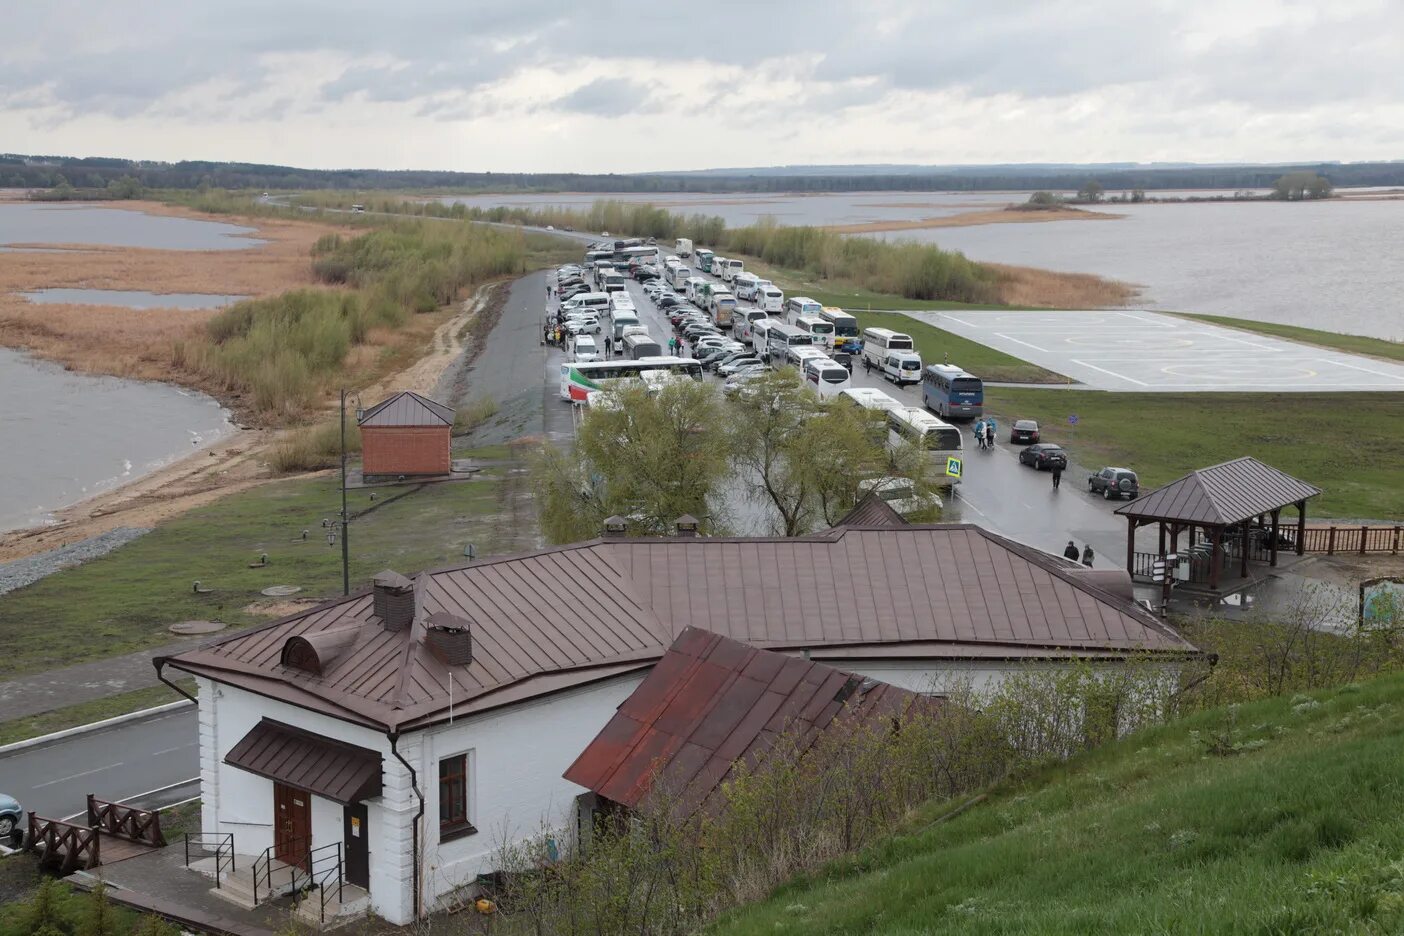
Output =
[{"x1": 274, "y1": 782, "x2": 311, "y2": 870}]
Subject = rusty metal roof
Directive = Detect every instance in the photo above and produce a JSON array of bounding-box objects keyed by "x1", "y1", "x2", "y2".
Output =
[
  {"x1": 834, "y1": 492, "x2": 909, "y2": 528},
  {"x1": 163, "y1": 525, "x2": 1197, "y2": 732},
  {"x1": 224, "y1": 718, "x2": 382, "y2": 804},
  {"x1": 564, "y1": 627, "x2": 938, "y2": 817},
  {"x1": 357, "y1": 390, "x2": 454, "y2": 427},
  {"x1": 1116, "y1": 457, "x2": 1321, "y2": 527}
]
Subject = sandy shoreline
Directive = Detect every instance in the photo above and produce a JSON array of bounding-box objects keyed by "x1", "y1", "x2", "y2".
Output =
[{"x1": 824, "y1": 206, "x2": 1122, "y2": 233}]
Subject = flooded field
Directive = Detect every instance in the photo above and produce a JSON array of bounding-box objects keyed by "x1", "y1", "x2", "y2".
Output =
[
  {"x1": 0, "y1": 202, "x2": 262, "y2": 250},
  {"x1": 21, "y1": 288, "x2": 245, "y2": 309}
]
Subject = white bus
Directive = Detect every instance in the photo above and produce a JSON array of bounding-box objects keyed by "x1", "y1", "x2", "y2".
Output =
[
  {"x1": 764, "y1": 321, "x2": 816, "y2": 362},
  {"x1": 818, "y1": 307, "x2": 860, "y2": 353},
  {"x1": 623, "y1": 333, "x2": 664, "y2": 360},
  {"x1": 783, "y1": 296, "x2": 823, "y2": 321},
  {"x1": 836, "y1": 386, "x2": 906, "y2": 445},
  {"x1": 757, "y1": 285, "x2": 784, "y2": 313},
  {"x1": 559, "y1": 357, "x2": 704, "y2": 403},
  {"x1": 733, "y1": 272, "x2": 761, "y2": 301},
  {"x1": 721, "y1": 258, "x2": 744, "y2": 282},
  {"x1": 793, "y1": 314, "x2": 836, "y2": 349},
  {"x1": 684, "y1": 277, "x2": 709, "y2": 303},
  {"x1": 735, "y1": 308, "x2": 769, "y2": 341},
  {"x1": 802, "y1": 356, "x2": 852, "y2": 398},
  {"x1": 887, "y1": 407, "x2": 964, "y2": 485},
  {"x1": 674, "y1": 237, "x2": 693, "y2": 257},
  {"x1": 669, "y1": 264, "x2": 692, "y2": 290},
  {"x1": 749, "y1": 318, "x2": 775, "y2": 354},
  {"x1": 861, "y1": 327, "x2": 915, "y2": 368}
]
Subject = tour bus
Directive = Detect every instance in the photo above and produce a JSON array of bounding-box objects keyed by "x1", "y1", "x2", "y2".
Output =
[
  {"x1": 592, "y1": 264, "x2": 614, "y2": 287},
  {"x1": 624, "y1": 333, "x2": 664, "y2": 360},
  {"x1": 674, "y1": 237, "x2": 693, "y2": 257},
  {"x1": 784, "y1": 296, "x2": 823, "y2": 323},
  {"x1": 694, "y1": 248, "x2": 715, "y2": 273},
  {"x1": 835, "y1": 386, "x2": 906, "y2": 444},
  {"x1": 783, "y1": 346, "x2": 828, "y2": 372},
  {"x1": 559, "y1": 356, "x2": 704, "y2": 403},
  {"x1": 764, "y1": 321, "x2": 817, "y2": 362},
  {"x1": 733, "y1": 272, "x2": 762, "y2": 301},
  {"x1": 684, "y1": 277, "x2": 709, "y2": 304},
  {"x1": 669, "y1": 264, "x2": 692, "y2": 290},
  {"x1": 819, "y1": 307, "x2": 861, "y2": 353},
  {"x1": 922, "y1": 364, "x2": 985, "y2": 419},
  {"x1": 887, "y1": 407, "x2": 964, "y2": 485},
  {"x1": 793, "y1": 314, "x2": 836, "y2": 349},
  {"x1": 708, "y1": 290, "x2": 737, "y2": 330},
  {"x1": 860, "y1": 327, "x2": 915, "y2": 369},
  {"x1": 608, "y1": 292, "x2": 635, "y2": 315},
  {"x1": 721, "y1": 258, "x2": 744, "y2": 283},
  {"x1": 802, "y1": 356, "x2": 853, "y2": 398},
  {"x1": 749, "y1": 318, "x2": 775, "y2": 354},
  {"x1": 735, "y1": 308, "x2": 768, "y2": 341},
  {"x1": 619, "y1": 245, "x2": 657, "y2": 265},
  {"x1": 608, "y1": 310, "x2": 641, "y2": 342},
  {"x1": 602, "y1": 271, "x2": 627, "y2": 294},
  {"x1": 757, "y1": 285, "x2": 784, "y2": 313}
]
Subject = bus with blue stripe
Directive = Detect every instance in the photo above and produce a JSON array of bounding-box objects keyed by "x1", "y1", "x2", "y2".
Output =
[{"x1": 921, "y1": 364, "x2": 983, "y2": 419}]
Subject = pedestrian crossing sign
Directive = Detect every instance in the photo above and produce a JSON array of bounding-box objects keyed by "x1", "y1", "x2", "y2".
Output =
[{"x1": 947, "y1": 457, "x2": 962, "y2": 478}]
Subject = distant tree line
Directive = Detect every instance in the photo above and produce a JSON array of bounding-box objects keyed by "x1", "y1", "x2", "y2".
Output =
[{"x1": 2, "y1": 152, "x2": 1401, "y2": 194}]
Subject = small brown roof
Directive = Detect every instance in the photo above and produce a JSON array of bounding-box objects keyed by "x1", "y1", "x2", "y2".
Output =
[
  {"x1": 1116, "y1": 457, "x2": 1321, "y2": 527},
  {"x1": 358, "y1": 391, "x2": 454, "y2": 428},
  {"x1": 163, "y1": 525, "x2": 1197, "y2": 733},
  {"x1": 834, "y1": 492, "x2": 909, "y2": 528},
  {"x1": 564, "y1": 627, "x2": 938, "y2": 818},
  {"x1": 224, "y1": 718, "x2": 382, "y2": 804}
]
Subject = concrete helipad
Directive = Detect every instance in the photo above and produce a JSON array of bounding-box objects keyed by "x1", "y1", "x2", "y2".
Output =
[{"x1": 905, "y1": 310, "x2": 1404, "y2": 392}]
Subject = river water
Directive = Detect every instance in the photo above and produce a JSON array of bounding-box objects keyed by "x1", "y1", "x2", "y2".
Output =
[
  {"x1": 449, "y1": 190, "x2": 1404, "y2": 341},
  {"x1": 0, "y1": 203, "x2": 246, "y2": 532}
]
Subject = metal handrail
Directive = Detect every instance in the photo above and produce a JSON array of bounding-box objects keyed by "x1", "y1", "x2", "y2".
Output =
[
  {"x1": 252, "y1": 834, "x2": 311, "y2": 906},
  {"x1": 183, "y1": 832, "x2": 235, "y2": 889},
  {"x1": 295, "y1": 841, "x2": 345, "y2": 923}
]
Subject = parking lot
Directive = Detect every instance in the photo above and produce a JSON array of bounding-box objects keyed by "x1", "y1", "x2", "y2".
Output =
[{"x1": 907, "y1": 309, "x2": 1404, "y2": 392}]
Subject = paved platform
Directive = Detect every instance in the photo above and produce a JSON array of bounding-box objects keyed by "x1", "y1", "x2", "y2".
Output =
[{"x1": 906, "y1": 310, "x2": 1404, "y2": 392}]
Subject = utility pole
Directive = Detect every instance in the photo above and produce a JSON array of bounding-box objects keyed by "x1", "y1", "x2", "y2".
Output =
[{"x1": 340, "y1": 389, "x2": 361, "y2": 595}]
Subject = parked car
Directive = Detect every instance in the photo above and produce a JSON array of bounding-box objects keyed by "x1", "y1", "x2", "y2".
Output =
[
  {"x1": 1018, "y1": 443, "x2": 1068, "y2": 471},
  {"x1": 718, "y1": 355, "x2": 763, "y2": 376},
  {"x1": 658, "y1": 294, "x2": 687, "y2": 309},
  {"x1": 1089, "y1": 467, "x2": 1139, "y2": 500},
  {"x1": 1010, "y1": 420, "x2": 1040, "y2": 444},
  {"x1": 566, "y1": 317, "x2": 602, "y2": 335},
  {"x1": 0, "y1": 793, "x2": 22, "y2": 841}
]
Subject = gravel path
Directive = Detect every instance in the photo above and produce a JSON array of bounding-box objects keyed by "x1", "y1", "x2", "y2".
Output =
[{"x1": 0, "y1": 526, "x2": 151, "y2": 596}]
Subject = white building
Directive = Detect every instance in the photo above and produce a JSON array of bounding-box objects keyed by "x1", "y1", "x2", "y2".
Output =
[{"x1": 159, "y1": 516, "x2": 1197, "y2": 924}]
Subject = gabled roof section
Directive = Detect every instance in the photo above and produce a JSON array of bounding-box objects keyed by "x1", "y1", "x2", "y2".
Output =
[
  {"x1": 1116, "y1": 457, "x2": 1321, "y2": 526},
  {"x1": 358, "y1": 390, "x2": 454, "y2": 427},
  {"x1": 834, "y1": 492, "x2": 909, "y2": 528},
  {"x1": 564, "y1": 627, "x2": 938, "y2": 818}
]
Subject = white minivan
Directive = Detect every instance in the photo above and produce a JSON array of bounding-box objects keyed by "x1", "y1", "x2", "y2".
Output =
[
  {"x1": 883, "y1": 350, "x2": 923, "y2": 386},
  {"x1": 572, "y1": 334, "x2": 601, "y2": 362}
]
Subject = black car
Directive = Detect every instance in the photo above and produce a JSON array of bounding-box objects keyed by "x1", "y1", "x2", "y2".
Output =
[
  {"x1": 658, "y1": 294, "x2": 686, "y2": 309},
  {"x1": 1019, "y1": 443, "x2": 1067, "y2": 471},
  {"x1": 1010, "y1": 419, "x2": 1040, "y2": 444},
  {"x1": 1089, "y1": 467, "x2": 1139, "y2": 499}
]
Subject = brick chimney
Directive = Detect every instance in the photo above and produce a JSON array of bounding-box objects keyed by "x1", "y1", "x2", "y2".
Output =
[
  {"x1": 425, "y1": 611, "x2": 473, "y2": 666},
  {"x1": 372, "y1": 570, "x2": 415, "y2": 632},
  {"x1": 674, "y1": 514, "x2": 700, "y2": 537}
]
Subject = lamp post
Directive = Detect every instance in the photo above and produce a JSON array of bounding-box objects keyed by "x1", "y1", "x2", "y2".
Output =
[{"x1": 340, "y1": 389, "x2": 362, "y2": 595}]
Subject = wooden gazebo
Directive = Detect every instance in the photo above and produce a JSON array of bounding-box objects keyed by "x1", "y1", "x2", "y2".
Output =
[{"x1": 1115, "y1": 457, "x2": 1322, "y2": 590}]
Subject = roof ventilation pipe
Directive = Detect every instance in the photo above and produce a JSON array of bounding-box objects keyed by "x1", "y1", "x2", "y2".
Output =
[
  {"x1": 372, "y1": 570, "x2": 415, "y2": 632},
  {"x1": 674, "y1": 515, "x2": 700, "y2": 537},
  {"x1": 602, "y1": 516, "x2": 628, "y2": 539},
  {"x1": 425, "y1": 612, "x2": 473, "y2": 666}
]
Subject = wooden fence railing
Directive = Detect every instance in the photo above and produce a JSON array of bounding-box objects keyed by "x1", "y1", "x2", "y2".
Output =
[
  {"x1": 87, "y1": 795, "x2": 166, "y2": 847},
  {"x1": 1302, "y1": 525, "x2": 1403, "y2": 556},
  {"x1": 28, "y1": 813, "x2": 100, "y2": 872}
]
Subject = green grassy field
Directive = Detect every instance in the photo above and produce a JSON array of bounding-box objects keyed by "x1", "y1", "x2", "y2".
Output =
[
  {"x1": 1173, "y1": 313, "x2": 1404, "y2": 363},
  {"x1": 710, "y1": 671, "x2": 1404, "y2": 936},
  {"x1": 0, "y1": 681, "x2": 195, "y2": 746},
  {"x1": 853, "y1": 310, "x2": 1066, "y2": 383},
  {"x1": 0, "y1": 449, "x2": 533, "y2": 680},
  {"x1": 982, "y1": 389, "x2": 1404, "y2": 520}
]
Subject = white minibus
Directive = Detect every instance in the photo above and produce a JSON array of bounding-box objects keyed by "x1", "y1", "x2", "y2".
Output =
[{"x1": 883, "y1": 350, "x2": 923, "y2": 385}]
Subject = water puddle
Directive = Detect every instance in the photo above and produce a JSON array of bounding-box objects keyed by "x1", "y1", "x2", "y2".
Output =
[{"x1": 21, "y1": 288, "x2": 246, "y2": 310}]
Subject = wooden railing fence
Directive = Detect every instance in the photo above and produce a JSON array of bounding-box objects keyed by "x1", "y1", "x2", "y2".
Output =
[
  {"x1": 27, "y1": 813, "x2": 100, "y2": 872},
  {"x1": 87, "y1": 795, "x2": 166, "y2": 847}
]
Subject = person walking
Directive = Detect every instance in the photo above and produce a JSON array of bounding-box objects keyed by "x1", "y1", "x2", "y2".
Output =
[
  {"x1": 1063, "y1": 541, "x2": 1079, "y2": 562},
  {"x1": 1051, "y1": 462, "x2": 1063, "y2": 489},
  {"x1": 975, "y1": 420, "x2": 987, "y2": 451},
  {"x1": 985, "y1": 417, "x2": 997, "y2": 447},
  {"x1": 1081, "y1": 544, "x2": 1095, "y2": 568}
]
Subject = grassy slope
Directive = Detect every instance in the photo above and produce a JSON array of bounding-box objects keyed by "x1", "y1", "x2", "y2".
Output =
[
  {"x1": 711, "y1": 672, "x2": 1404, "y2": 936},
  {"x1": 1172, "y1": 313, "x2": 1404, "y2": 363},
  {"x1": 983, "y1": 388, "x2": 1404, "y2": 520},
  {"x1": 0, "y1": 449, "x2": 531, "y2": 680}
]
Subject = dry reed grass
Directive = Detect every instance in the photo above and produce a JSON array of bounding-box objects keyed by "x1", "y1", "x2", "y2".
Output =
[{"x1": 991, "y1": 262, "x2": 1140, "y2": 308}]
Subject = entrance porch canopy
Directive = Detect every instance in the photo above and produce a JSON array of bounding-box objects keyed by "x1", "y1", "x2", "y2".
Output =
[
  {"x1": 225, "y1": 718, "x2": 383, "y2": 805},
  {"x1": 1115, "y1": 457, "x2": 1322, "y2": 589}
]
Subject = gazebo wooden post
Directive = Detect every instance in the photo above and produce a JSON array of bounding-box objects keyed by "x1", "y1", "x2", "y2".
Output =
[
  {"x1": 1296, "y1": 499, "x2": 1307, "y2": 556},
  {"x1": 1269, "y1": 509, "x2": 1281, "y2": 567},
  {"x1": 1170, "y1": 523, "x2": 1180, "y2": 556},
  {"x1": 1158, "y1": 523, "x2": 1166, "y2": 558},
  {"x1": 1209, "y1": 526, "x2": 1223, "y2": 589},
  {"x1": 1125, "y1": 517, "x2": 1137, "y2": 575},
  {"x1": 1240, "y1": 520, "x2": 1250, "y2": 578}
]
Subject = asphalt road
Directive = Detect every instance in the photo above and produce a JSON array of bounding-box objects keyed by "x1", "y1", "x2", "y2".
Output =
[{"x1": 0, "y1": 704, "x2": 198, "y2": 822}]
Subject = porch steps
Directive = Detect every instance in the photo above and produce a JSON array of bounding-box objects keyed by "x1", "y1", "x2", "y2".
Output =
[{"x1": 292, "y1": 883, "x2": 370, "y2": 930}]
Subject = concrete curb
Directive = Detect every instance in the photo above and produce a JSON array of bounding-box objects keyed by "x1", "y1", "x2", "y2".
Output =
[{"x1": 0, "y1": 699, "x2": 194, "y2": 757}]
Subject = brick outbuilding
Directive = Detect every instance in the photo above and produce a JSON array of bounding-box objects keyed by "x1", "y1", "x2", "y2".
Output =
[{"x1": 357, "y1": 391, "x2": 454, "y2": 478}]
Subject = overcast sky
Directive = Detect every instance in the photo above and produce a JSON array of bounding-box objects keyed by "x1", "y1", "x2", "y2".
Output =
[{"x1": 4, "y1": 1, "x2": 1401, "y2": 173}]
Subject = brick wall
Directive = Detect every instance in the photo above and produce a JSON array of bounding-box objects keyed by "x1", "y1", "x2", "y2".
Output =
[{"x1": 362, "y1": 426, "x2": 451, "y2": 476}]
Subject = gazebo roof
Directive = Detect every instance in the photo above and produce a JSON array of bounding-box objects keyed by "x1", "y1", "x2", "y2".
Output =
[{"x1": 1116, "y1": 457, "x2": 1321, "y2": 527}]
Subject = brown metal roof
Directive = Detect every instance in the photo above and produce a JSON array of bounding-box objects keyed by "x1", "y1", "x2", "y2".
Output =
[
  {"x1": 357, "y1": 391, "x2": 454, "y2": 427},
  {"x1": 1116, "y1": 457, "x2": 1322, "y2": 527},
  {"x1": 163, "y1": 525, "x2": 1197, "y2": 732},
  {"x1": 834, "y1": 492, "x2": 909, "y2": 528},
  {"x1": 224, "y1": 718, "x2": 382, "y2": 804},
  {"x1": 564, "y1": 627, "x2": 938, "y2": 817}
]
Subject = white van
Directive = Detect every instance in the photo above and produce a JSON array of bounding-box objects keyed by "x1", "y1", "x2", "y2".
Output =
[
  {"x1": 733, "y1": 272, "x2": 761, "y2": 301},
  {"x1": 803, "y1": 356, "x2": 852, "y2": 398},
  {"x1": 572, "y1": 334, "x2": 601, "y2": 362},
  {"x1": 757, "y1": 286, "x2": 784, "y2": 313},
  {"x1": 861, "y1": 327, "x2": 915, "y2": 369},
  {"x1": 722, "y1": 258, "x2": 743, "y2": 282},
  {"x1": 883, "y1": 350, "x2": 923, "y2": 385},
  {"x1": 564, "y1": 292, "x2": 610, "y2": 316}
]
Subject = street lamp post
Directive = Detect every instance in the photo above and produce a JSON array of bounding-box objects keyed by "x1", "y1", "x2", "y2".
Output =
[{"x1": 340, "y1": 389, "x2": 361, "y2": 595}]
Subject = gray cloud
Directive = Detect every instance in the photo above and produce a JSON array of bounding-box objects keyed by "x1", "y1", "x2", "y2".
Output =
[{"x1": 552, "y1": 78, "x2": 654, "y2": 117}]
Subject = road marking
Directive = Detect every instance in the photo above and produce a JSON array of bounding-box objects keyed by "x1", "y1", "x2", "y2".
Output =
[
  {"x1": 994, "y1": 332, "x2": 1049, "y2": 353},
  {"x1": 35, "y1": 762, "x2": 122, "y2": 788},
  {"x1": 151, "y1": 744, "x2": 192, "y2": 756},
  {"x1": 939, "y1": 314, "x2": 978, "y2": 328},
  {"x1": 1070, "y1": 360, "x2": 1150, "y2": 387},
  {"x1": 1318, "y1": 358, "x2": 1404, "y2": 381}
]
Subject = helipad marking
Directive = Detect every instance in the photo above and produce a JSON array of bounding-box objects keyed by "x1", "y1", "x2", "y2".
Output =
[
  {"x1": 994, "y1": 333, "x2": 1049, "y2": 353},
  {"x1": 1319, "y1": 358, "x2": 1404, "y2": 382},
  {"x1": 1162, "y1": 364, "x2": 1317, "y2": 380},
  {"x1": 1072, "y1": 360, "x2": 1149, "y2": 386}
]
